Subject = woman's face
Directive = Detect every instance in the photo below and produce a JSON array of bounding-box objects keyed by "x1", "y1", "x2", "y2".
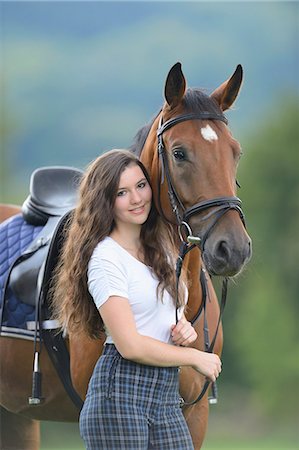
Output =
[{"x1": 113, "y1": 163, "x2": 152, "y2": 229}]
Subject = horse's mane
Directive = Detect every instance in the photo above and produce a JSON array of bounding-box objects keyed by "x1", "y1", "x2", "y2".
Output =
[
  {"x1": 129, "y1": 88, "x2": 224, "y2": 157},
  {"x1": 129, "y1": 110, "x2": 161, "y2": 157}
]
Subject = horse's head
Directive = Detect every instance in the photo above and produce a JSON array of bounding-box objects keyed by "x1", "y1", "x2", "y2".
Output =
[{"x1": 138, "y1": 63, "x2": 252, "y2": 277}]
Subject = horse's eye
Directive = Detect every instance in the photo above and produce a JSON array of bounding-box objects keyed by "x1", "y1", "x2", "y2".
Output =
[{"x1": 173, "y1": 149, "x2": 186, "y2": 161}]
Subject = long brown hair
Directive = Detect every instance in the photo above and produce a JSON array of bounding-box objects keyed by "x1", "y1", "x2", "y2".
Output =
[{"x1": 51, "y1": 149, "x2": 186, "y2": 339}]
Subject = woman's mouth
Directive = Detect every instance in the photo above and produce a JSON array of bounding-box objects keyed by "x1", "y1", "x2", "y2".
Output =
[{"x1": 129, "y1": 205, "x2": 145, "y2": 214}]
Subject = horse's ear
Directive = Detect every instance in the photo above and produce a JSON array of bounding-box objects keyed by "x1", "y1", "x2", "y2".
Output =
[
  {"x1": 164, "y1": 62, "x2": 186, "y2": 109},
  {"x1": 211, "y1": 64, "x2": 243, "y2": 111}
]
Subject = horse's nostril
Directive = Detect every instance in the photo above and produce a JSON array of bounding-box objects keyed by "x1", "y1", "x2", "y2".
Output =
[
  {"x1": 247, "y1": 239, "x2": 253, "y2": 258},
  {"x1": 216, "y1": 240, "x2": 230, "y2": 262}
]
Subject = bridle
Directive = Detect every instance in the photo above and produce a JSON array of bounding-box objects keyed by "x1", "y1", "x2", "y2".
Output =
[
  {"x1": 157, "y1": 112, "x2": 245, "y2": 246},
  {"x1": 156, "y1": 110, "x2": 246, "y2": 407}
]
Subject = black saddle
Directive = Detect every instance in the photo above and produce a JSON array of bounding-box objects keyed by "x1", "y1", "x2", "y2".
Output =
[
  {"x1": 2, "y1": 165, "x2": 84, "y2": 409},
  {"x1": 22, "y1": 166, "x2": 83, "y2": 226},
  {"x1": 9, "y1": 166, "x2": 83, "y2": 306}
]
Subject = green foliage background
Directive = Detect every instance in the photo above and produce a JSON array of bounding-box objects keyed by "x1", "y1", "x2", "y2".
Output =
[
  {"x1": 1, "y1": 2, "x2": 298, "y2": 449},
  {"x1": 223, "y1": 97, "x2": 299, "y2": 419},
  {"x1": 239, "y1": 98, "x2": 298, "y2": 401}
]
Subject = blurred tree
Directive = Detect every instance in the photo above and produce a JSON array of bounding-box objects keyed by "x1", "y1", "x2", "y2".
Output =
[
  {"x1": 0, "y1": 107, "x2": 20, "y2": 202},
  {"x1": 0, "y1": 99, "x2": 7, "y2": 200},
  {"x1": 221, "y1": 96, "x2": 299, "y2": 419}
]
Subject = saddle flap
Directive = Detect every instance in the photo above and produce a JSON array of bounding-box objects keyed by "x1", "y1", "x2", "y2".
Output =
[
  {"x1": 9, "y1": 247, "x2": 48, "y2": 306},
  {"x1": 42, "y1": 211, "x2": 73, "y2": 304},
  {"x1": 7, "y1": 215, "x2": 63, "y2": 307}
]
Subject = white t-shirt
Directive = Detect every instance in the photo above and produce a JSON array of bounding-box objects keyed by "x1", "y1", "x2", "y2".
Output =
[{"x1": 87, "y1": 236, "x2": 183, "y2": 344}]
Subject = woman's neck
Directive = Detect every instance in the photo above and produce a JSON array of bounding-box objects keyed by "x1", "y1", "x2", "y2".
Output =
[{"x1": 110, "y1": 225, "x2": 142, "y2": 255}]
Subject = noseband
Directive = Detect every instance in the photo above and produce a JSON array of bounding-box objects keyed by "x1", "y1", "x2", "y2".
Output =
[{"x1": 156, "y1": 111, "x2": 246, "y2": 407}]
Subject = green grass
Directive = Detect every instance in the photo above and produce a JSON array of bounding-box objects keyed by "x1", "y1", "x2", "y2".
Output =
[
  {"x1": 40, "y1": 422, "x2": 298, "y2": 450},
  {"x1": 40, "y1": 388, "x2": 299, "y2": 450},
  {"x1": 202, "y1": 437, "x2": 298, "y2": 450},
  {"x1": 41, "y1": 422, "x2": 84, "y2": 450}
]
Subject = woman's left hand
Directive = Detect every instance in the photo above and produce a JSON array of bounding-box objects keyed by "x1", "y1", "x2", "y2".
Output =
[{"x1": 171, "y1": 316, "x2": 197, "y2": 347}]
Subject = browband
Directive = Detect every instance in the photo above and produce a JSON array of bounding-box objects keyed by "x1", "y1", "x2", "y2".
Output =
[{"x1": 157, "y1": 112, "x2": 228, "y2": 137}]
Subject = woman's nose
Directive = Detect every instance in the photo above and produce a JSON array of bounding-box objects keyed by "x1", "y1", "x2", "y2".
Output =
[{"x1": 130, "y1": 190, "x2": 142, "y2": 204}]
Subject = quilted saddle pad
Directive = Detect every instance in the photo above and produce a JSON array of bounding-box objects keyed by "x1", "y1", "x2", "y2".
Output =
[{"x1": 0, "y1": 214, "x2": 42, "y2": 339}]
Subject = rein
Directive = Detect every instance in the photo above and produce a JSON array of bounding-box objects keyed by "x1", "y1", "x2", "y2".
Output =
[
  {"x1": 175, "y1": 241, "x2": 228, "y2": 407},
  {"x1": 156, "y1": 111, "x2": 246, "y2": 407}
]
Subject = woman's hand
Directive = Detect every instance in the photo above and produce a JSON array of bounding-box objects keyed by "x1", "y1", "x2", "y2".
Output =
[
  {"x1": 193, "y1": 351, "x2": 222, "y2": 383},
  {"x1": 171, "y1": 316, "x2": 197, "y2": 347}
]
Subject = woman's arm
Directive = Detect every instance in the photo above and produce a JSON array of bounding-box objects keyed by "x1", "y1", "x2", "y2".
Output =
[
  {"x1": 171, "y1": 314, "x2": 198, "y2": 347},
  {"x1": 99, "y1": 296, "x2": 221, "y2": 382}
]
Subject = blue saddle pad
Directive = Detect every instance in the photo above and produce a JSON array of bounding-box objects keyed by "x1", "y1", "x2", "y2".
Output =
[{"x1": 0, "y1": 214, "x2": 43, "y2": 332}]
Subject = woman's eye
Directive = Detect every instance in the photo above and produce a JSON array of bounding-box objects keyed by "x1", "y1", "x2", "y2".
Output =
[
  {"x1": 173, "y1": 149, "x2": 186, "y2": 161},
  {"x1": 117, "y1": 190, "x2": 126, "y2": 197},
  {"x1": 138, "y1": 182, "x2": 146, "y2": 189}
]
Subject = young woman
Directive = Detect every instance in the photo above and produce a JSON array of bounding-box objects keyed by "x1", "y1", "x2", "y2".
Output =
[{"x1": 52, "y1": 149, "x2": 221, "y2": 450}]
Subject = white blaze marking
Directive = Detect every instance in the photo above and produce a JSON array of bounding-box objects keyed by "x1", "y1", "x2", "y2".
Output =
[{"x1": 201, "y1": 124, "x2": 218, "y2": 142}]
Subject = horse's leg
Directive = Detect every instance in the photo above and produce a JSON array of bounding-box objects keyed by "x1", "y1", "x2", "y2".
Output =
[
  {"x1": 184, "y1": 271, "x2": 223, "y2": 450},
  {"x1": 181, "y1": 251, "x2": 223, "y2": 449},
  {"x1": 184, "y1": 398, "x2": 209, "y2": 450},
  {"x1": 179, "y1": 363, "x2": 209, "y2": 450},
  {"x1": 0, "y1": 406, "x2": 40, "y2": 450}
]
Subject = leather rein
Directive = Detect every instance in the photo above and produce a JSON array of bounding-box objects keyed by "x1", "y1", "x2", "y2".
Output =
[{"x1": 156, "y1": 111, "x2": 246, "y2": 407}]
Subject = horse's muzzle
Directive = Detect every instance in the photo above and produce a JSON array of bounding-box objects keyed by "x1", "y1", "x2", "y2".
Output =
[{"x1": 203, "y1": 231, "x2": 252, "y2": 277}]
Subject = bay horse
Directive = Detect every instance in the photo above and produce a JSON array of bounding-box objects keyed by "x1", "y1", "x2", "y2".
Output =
[
  {"x1": 0, "y1": 204, "x2": 22, "y2": 223},
  {"x1": 0, "y1": 63, "x2": 251, "y2": 450}
]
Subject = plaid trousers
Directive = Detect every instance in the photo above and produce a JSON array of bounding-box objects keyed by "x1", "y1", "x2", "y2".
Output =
[{"x1": 79, "y1": 344, "x2": 194, "y2": 450}]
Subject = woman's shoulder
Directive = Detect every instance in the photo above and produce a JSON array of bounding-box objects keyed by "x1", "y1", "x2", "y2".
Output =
[
  {"x1": 92, "y1": 236, "x2": 120, "y2": 259},
  {"x1": 88, "y1": 237, "x2": 127, "y2": 275}
]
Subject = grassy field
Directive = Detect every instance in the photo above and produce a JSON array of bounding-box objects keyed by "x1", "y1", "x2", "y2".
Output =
[
  {"x1": 40, "y1": 421, "x2": 298, "y2": 450},
  {"x1": 203, "y1": 438, "x2": 299, "y2": 450},
  {"x1": 40, "y1": 388, "x2": 298, "y2": 449}
]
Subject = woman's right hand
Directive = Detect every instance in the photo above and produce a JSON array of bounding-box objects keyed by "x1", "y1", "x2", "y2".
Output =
[{"x1": 193, "y1": 351, "x2": 222, "y2": 382}]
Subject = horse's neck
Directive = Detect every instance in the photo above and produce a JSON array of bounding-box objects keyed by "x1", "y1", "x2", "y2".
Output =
[
  {"x1": 164, "y1": 223, "x2": 205, "y2": 323},
  {"x1": 139, "y1": 116, "x2": 207, "y2": 321},
  {"x1": 139, "y1": 116, "x2": 160, "y2": 171},
  {"x1": 184, "y1": 248, "x2": 204, "y2": 322},
  {"x1": 139, "y1": 125, "x2": 204, "y2": 320}
]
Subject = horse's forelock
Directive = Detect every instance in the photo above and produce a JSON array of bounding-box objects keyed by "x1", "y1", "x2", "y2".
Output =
[{"x1": 183, "y1": 88, "x2": 224, "y2": 117}]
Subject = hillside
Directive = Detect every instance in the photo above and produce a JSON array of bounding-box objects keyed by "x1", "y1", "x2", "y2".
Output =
[{"x1": 1, "y1": 1, "x2": 298, "y2": 199}]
